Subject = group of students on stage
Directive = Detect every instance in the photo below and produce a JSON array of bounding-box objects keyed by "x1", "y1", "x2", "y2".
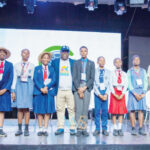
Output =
[{"x1": 0, "y1": 45, "x2": 149, "y2": 137}]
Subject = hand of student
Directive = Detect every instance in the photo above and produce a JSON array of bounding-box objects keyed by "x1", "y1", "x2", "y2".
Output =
[
  {"x1": 140, "y1": 93, "x2": 145, "y2": 99},
  {"x1": 98, "y1": 94, "x2": 103, "y2": 99},
  {"x1": 0, "y1": 89, "x2": 7, "y2": 96},
  {"x1": 102, "y1": 94, "x2": 108, "y2": 101},
  {"x1": 79, "y1": 92, "x2": 84, "y2": 99},
  {"x1": 78, "y1": 88, "x2": 84, "y2": 94},
  {"x1": 134, "y1": 93, "x2": 142, "y2": 101},
  {"x1": 11, "y1": 92, "x2": 16, "y2": 101},
  {"x1": 82, "y1": 86, "x2": 87, "y2": 92},
  {"x1": 78, "y1": 86, "x2": 86, "y2": 93},
  {"x1": 113, "y1": 93, "x2": 120, "y2": 100},
  {"x1": 43, "y1": 86, "x2": 48, "y2": 94},
  {"x1": 40, "y1": 87, "x2": 48, "y2": 94},
  {"x1": 119, "y1": 94, "x2": 124, "y2": 100}
]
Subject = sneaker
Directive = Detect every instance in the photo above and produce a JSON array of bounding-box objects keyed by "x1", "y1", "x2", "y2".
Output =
[
  {"x1": 76, "y1": 130, "x2": 82, "y2": 137},
  {"x1": 118, "y1": 129, "x2": 124, "y2": 136},
  {"x1": 131, "y1": 128, "x2": 137, "y2": 136},
  {"x1": 15, "y1": 130, "x2": 23, "y2": 136},
  {"x1": 0, "y1": 130, "x2": 7, "y2": 137},
  {"x1": 43, "y1": 131, "x2": 49, "y2": 136},
  {"x1": 37, "y1": 131, "x2": 43, "y2": 136},
  {"x1": 70, "y1": 129, "x2": 76, "y2": 136},
  {"x1": 102, "y1": 130, "x2": 109, "y2": 136},
  {"x1": 82, "y1": 130, "x2": 89, "y2": 137},
  {"x1": 139, "y1": 128, "x2": 147, "y2": 136},
  {"x1": 55, "y1": 129, "x2": 64, "y2": 135},
  {"x1": 113, "y1": 129, "x2": 118, "y2": 136},
  {"x1": 93, "y1": 130, "x2": 100, "y2": 136},
  {"x1": 24, "y1": 130, "x2": 29, "y2": 136}
]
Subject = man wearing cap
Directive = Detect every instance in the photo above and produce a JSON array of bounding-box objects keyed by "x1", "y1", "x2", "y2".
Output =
[
  {"x1": 0, "y1": 47, "x2": 13, "y2": 137},
  {"x1": 51, "y1": 46, "x2": 76, "y2": 135},
  {"x1": 73, "y1": 46, "x2": 95, "y2": 137}
]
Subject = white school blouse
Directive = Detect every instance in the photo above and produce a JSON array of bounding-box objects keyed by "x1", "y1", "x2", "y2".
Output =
[{"x1": 11, "y1": 61, "x2": 35, "y2": 91}]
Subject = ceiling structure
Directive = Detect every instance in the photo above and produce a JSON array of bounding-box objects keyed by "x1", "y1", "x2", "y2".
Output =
[{"x1": 37, "y1": 0, "x2": 115, "y2": 5}]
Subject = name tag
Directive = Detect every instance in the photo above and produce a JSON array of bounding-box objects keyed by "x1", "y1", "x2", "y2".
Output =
[
  {"x1": 136, "y1": 79, "x2": 142, "y2": 86},
  {"x1": 44, "y1": 79, "x2": 51, "y2": 85},
  {"x1": 99, "y1": 83, "x2": 105, "y2": 90},
  {"x1": 20, "y1": 75, "x2": 28, "y2": 82},
  {"x1": 0, "y1": 74, "x2": 2, "y2": 81},
  {"x1": 117, "y1": 85, "x2": 123, "y2": 91},
  {"x1": 81, "y1": 73, "x2": 86, "y2": 81}
]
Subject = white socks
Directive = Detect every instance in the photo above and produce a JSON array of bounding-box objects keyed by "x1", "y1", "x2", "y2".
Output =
[
  {"x1": 113, "y1": 123, "x2": 122, "y2": 130},
  {"x1": 39, "y1": 127, "x2": 48, "y2": 132},
  {"x1": 43, "y1": 127, "x2": 48, "y2": 132},
  {"x1": 113, "y1": 124, "x2": 117, "y2": 130},
  {"x1": 118, "y1": 123, "x2": 122, "y2": 130},
  {"x1": 38, "y1": 127, "x2": 43, "y2": 132}
]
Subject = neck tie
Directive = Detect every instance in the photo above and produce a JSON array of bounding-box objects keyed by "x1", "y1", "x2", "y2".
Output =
[
  {"x1": 0, "y1": 62, "x2": 4, "y2": 74},
  {"x1": 21, "y1": 63, "x2": 25, "y2": 75},
  {"x1": 99, "y1": 69, "x2": 104, "y2": 83},
  {"x1": 44, "y1": 66, "x2": 47, "y2": 81},
  {"x1": 117, "y1": 70, "x2": 122, "y2": 84},
  {"x1": 82, "y1": 60, "x2": 86, "y2": 73}
]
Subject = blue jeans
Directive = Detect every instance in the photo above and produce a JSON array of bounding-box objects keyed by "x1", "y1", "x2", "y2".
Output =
[{"x1": 94, "y1": 92, "x2": 108, "y2": 131}]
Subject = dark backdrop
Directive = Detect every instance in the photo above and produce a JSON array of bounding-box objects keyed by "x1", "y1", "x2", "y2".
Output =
[{"x1": 1, "y1": 0, "x2": 150, "y2": 71}]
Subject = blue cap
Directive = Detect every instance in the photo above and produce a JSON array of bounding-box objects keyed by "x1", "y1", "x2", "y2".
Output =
[{"x1": 61, "y1": 46, "x2": 70, "y2": 53}]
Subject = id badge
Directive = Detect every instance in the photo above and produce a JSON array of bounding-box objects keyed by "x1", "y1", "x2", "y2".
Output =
[
  {"x1": 136, "y1": 79, "x2": 142, "y2": 86},
  {"x1": 0, "y1": 74, "x2": 2, "y2": 81},
  {"x1": 99, "y1": 83, "x2": 105, "y2": 90},
  {"x1": 117, "y1": 85, "x2": 122, "y2": 91},
  {"x1": 81, "y1": 73, "x2": 86, "y2": 81},
  {"x1": 20, "y1": 75, "x2": 28, "y2": 82},
  {"x1": 44, "y1": 79, "x2": 51, "y2": 85}
]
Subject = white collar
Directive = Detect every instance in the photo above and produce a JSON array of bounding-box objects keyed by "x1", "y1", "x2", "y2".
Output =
[
  {"x1": 115, "y1": 69, "x2": 122, "y2": 72},
  {"x1": 21, "y1": 61, "x2": 29, "y2": 64},
  {"x1": 0, "y1": 60, "x2": 5, "y2": 64},
  {"x1": 0, "y1": 60, "x2": 5, "y2": 62},
  {"x1": 42, "y1": 64, "x2": 48, "y2": 69}
]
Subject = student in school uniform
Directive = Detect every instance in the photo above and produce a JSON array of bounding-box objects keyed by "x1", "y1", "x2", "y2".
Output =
[
  {"x1": 51, "y1": 46, "x2": 76, "y2": 136},
  {"x1": 93, "y1": 56, "x2": 110, "y2": 136},
  {"x1": 11, "y1": 49, "x2": 34, "y2": 136},
  {"x1": 109, "y1": 58, "x2": 128, "y2": 136},
  {"x1": 33, "y1": 52, "x2": 56, "y2": 136},
  {"x1": 127, "y1": 55, "x2": 148, "y2": 136},
  {"x1": 0, "y1": 47, "x2": 13, "y2": 137},
  {"x1": 73, "y1": 46, "x2": 95, "y2": 137}
]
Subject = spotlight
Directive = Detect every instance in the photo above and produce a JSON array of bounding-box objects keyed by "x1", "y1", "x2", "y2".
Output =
[
  {"x1": 0, "y1": 0, "x2": 7, "y2": 8},
  {"x1": 24, "y1": 0, "x2": 37, "y2": 14},
  {"x1": 85, "y1": 0, "x2": 98, "y2": 11},
  {"x1": 114, "y1": 0, "x2": 127, "y2": 15}
]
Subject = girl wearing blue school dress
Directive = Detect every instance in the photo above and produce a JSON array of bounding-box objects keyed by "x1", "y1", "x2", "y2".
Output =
[
  {"x1": 33, "y1": 52, "x2": 56, "y2": 136},
  {"x1": 0, "y1": 47, "x2": 13, "y2": 137},
  {"x1": 11, "y1": 49, "x2": 34, "y2": 137},
  {"x1": 127, "y1": 55, "x2": 148, "y2": 136}
]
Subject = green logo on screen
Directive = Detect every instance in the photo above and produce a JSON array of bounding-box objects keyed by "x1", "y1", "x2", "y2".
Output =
[{"x1": 39, "y1": 45, "x2": 74, "y2": 64}]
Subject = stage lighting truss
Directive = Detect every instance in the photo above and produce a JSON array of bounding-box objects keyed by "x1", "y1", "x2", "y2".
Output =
[
  {"x1": 0, "y1": 0, "x2": 7, "y2": 8},
  {"x1": 114, "y1": 0, "x2": 127, "y2": 15},
  {"x1": 85, "y1": 0, "x2": 98, "y2": 11},
  {"x1": 24, "y1": 0, "x2": 37, "y2": 14}
]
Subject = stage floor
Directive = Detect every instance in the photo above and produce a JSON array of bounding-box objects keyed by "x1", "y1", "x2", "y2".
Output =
[{"x1": 0, "y1": 119, "x2": 150, "y2": 146}]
